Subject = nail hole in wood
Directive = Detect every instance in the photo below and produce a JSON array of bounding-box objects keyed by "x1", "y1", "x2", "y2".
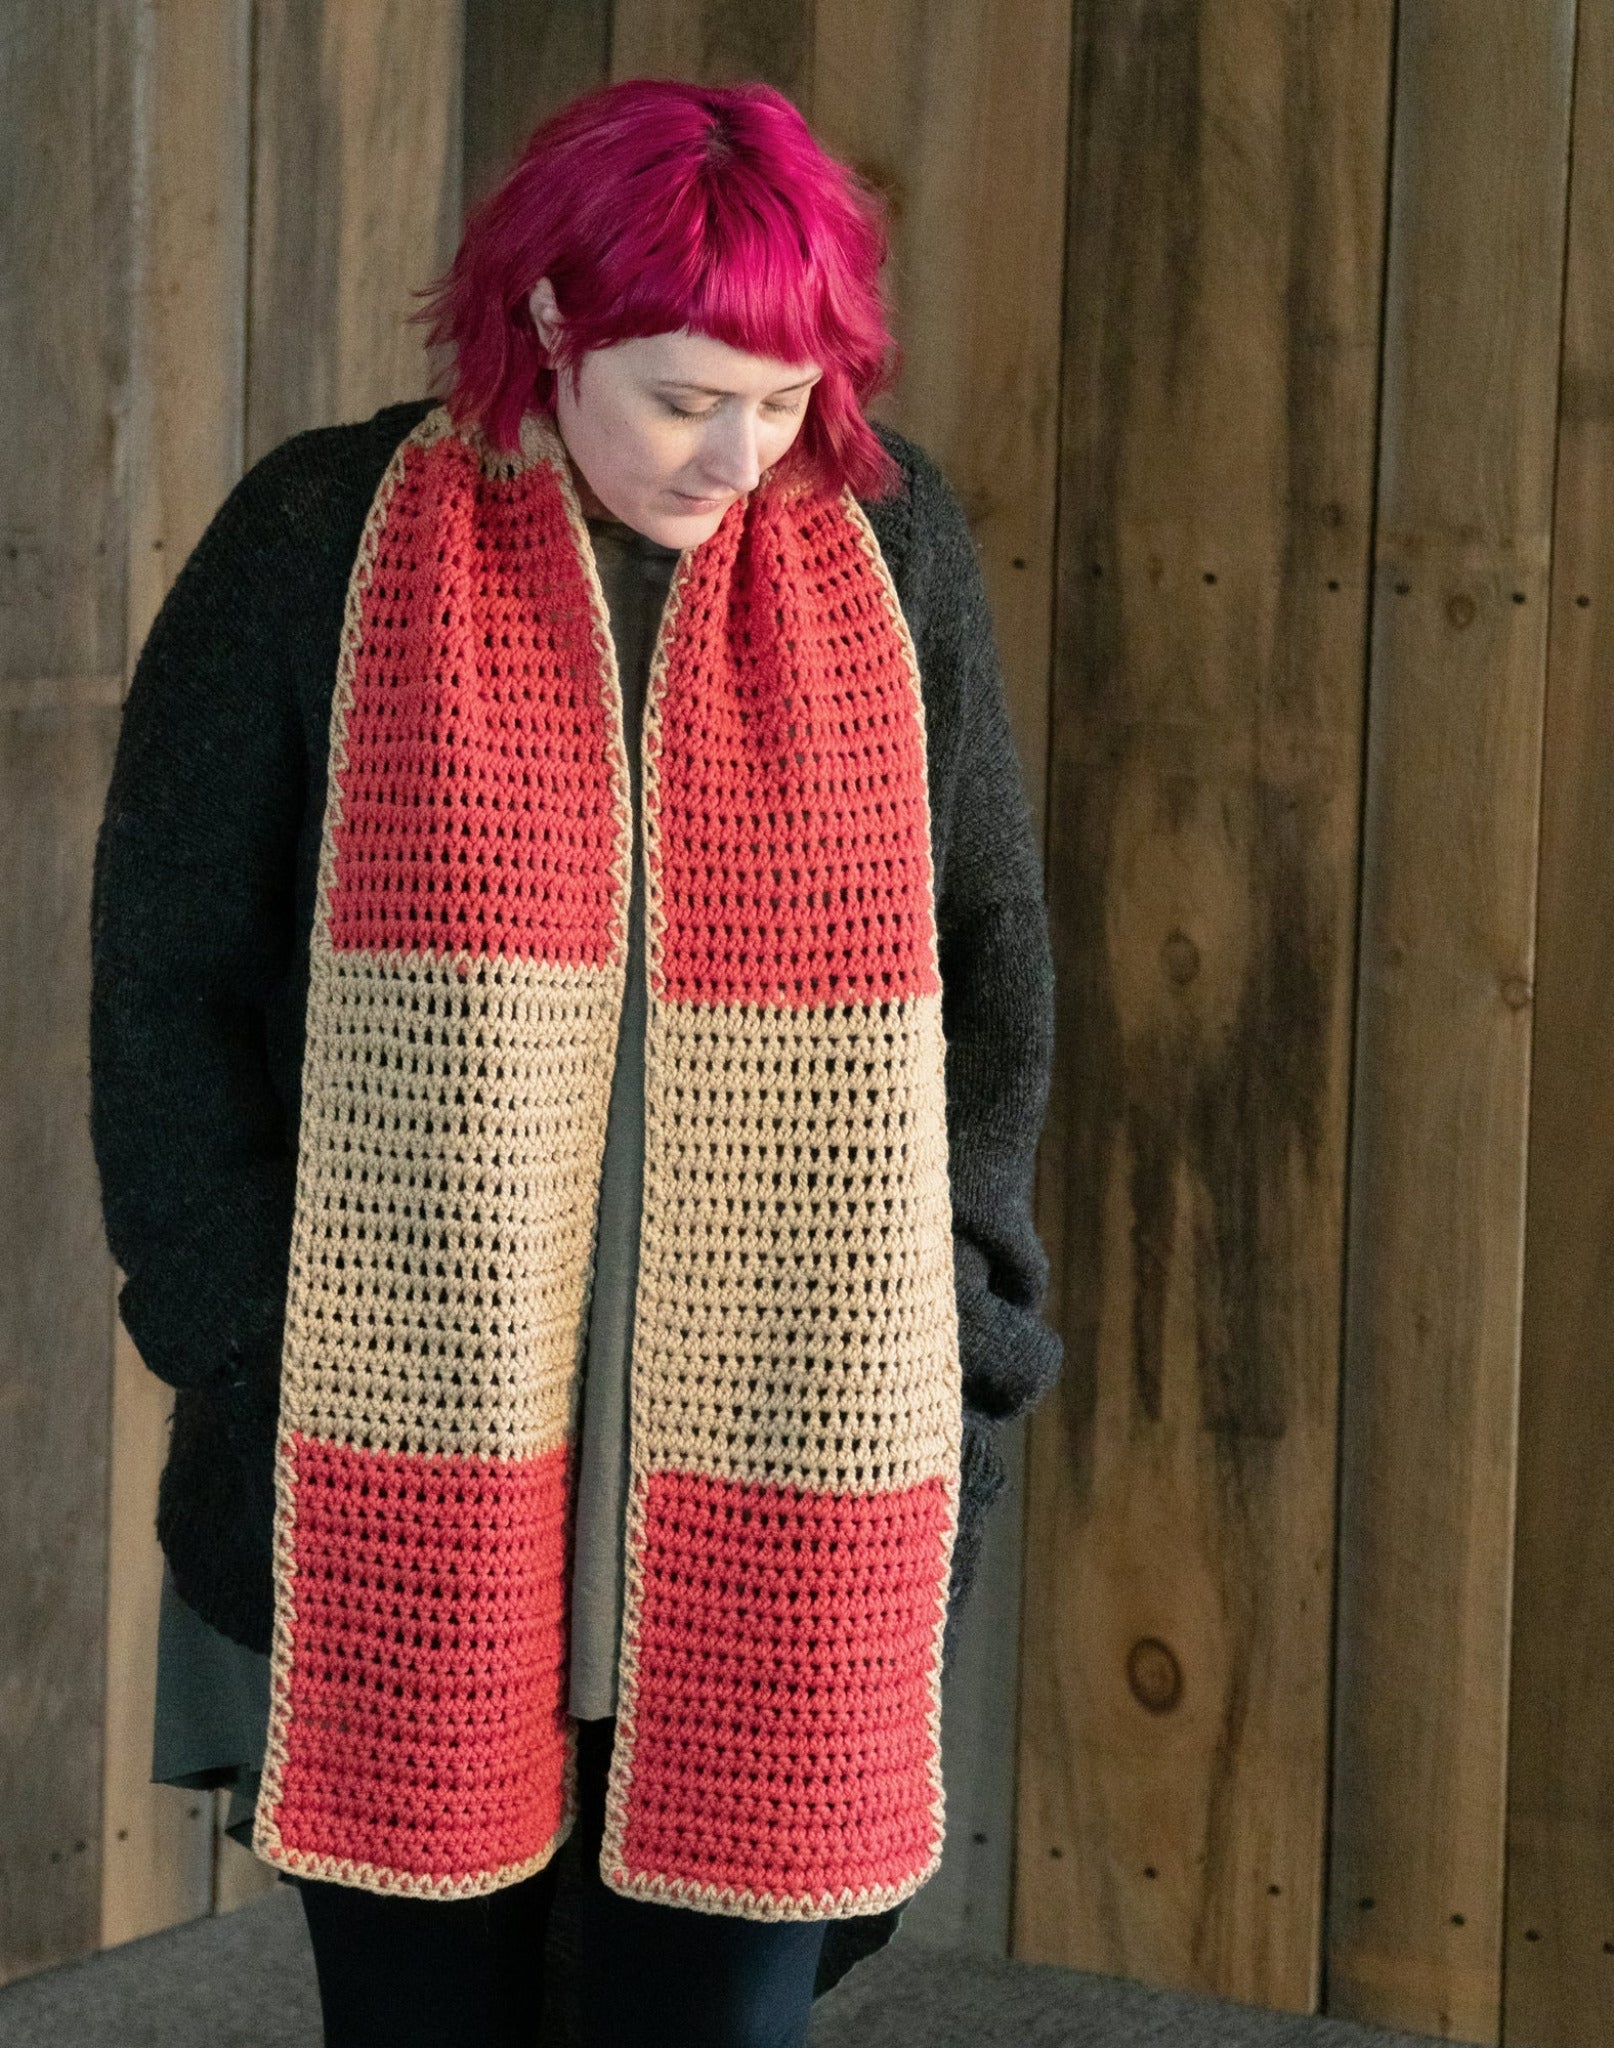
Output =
[
  {"x1": 1394, "y1": 581, "x2": 1410, "y2": 595},
  {"x1": 1577, "y1": 594, "x2": 1591, "y2": 608},
  {"x1": 1203, "y1": 570, "x2": 1217, "y2": 584}
]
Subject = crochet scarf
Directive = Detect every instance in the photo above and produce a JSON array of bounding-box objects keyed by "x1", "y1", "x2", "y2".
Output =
[{"x1": 251, "y1": 405, "x2": 961, "y2": 1920}]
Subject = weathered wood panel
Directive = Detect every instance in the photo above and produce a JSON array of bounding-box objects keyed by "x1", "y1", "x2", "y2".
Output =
[
  {"x1": 99, "y1": 0, "x2": 253, "y2": 1948},
  {"x1": 462, "y1": 0, "x2": 611, "y2": 208},
  {"x1": 1325, "y1": 6, "x2": 1577, "y2": 2039},
  {"x1": 610, "y1": 0, "x2": 813, "y2": 106},
  {"x1": 1502, "y1": 6, "x2": 1614, "y2": 2039},
  {"x1": 0, "y1": 2, "x2": 136, "y2": 1987},
  {"x1": 246, "y1": 0, "x2": 465, "y2": 462},
  {"x1": 1018, "y1": 2, "x2": 1392, "y2": 2008},
  {"x1": 814, "y1": 0, "x2": 1066, "y2": 858}
]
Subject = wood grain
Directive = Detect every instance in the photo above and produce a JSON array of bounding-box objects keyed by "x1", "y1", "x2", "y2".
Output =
[
  {"x1": 1324, "y1": 6, "x2": 1577, "y2": 2040},
  {"x1": 1502, "y1": 6, "x2": 1614, "y2": 2038},
  {"x1": 246, "y1": 0, "x2": 465, "y2": 462},
  {"x1": 99, "y1": 0, "x2": 253, "y2": 1949},
  {"x1": 609, "y1": 0, "x2": 814, "y2": 107},
  {"x1": 0, "y1": 2, "x2": 136, "y2": 1987},
  {"x1": 1018, "y1": 1, "x2": 1392, "y2": 2008},
  {"x1": 814, "y1": 0, "x2": 1067, "y2": 844},
  {"x1": 461, "y1": 0, "x2": 611, "y2": 210}
]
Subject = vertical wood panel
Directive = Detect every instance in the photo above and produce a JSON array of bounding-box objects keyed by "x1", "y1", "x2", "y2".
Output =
[
  {"x1": 99, "y1": 0, "x2": 253, "y2": 1947},
  {"x1": 1325, "y1": 6, "x2": 1577, "y2": 2039},
  {"x1": 1020, "y1": 2, "x2": 1392, "y2": 2009},
  {"x1": 462, "y1": 0, "x2": 611, "y2": 209},
  {"x1": 1502, "y1": 5, "x2": 1614, "y2": 2038},
  {"x1": 609, "y1": 0, "x2": 813, "y2": 107},
  {"x1": 0, "y1": 3, "x2": 135, "y2": 1986},
  {"x1": 246, "y1": 0, "x2": 465, "y2": 463},
  {"x1": 814, "y1": 0, "x2": 1067, "y2": 841}
]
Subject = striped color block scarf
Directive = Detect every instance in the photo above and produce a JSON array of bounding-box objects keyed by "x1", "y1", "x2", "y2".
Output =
[{"x1": 251, "y1": 404, "x2": 961, "y2": 1919}]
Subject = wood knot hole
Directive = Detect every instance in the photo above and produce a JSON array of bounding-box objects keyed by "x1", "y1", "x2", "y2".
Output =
[
  {"x1": 1127, "y1": 1636, "x2": 1182, "y2": 1714},
  {"x1": 1446, "y1": 592, "x2": 1476, "y2": 630}
]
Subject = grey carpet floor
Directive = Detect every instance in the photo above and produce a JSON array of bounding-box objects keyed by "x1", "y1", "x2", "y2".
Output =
[{"x1": 0, "y1": 1883, "x2": 1449, "y2": 2048}]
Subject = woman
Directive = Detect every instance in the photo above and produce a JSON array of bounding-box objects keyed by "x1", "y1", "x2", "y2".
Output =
[{"x1": 89, "y1": 77, "x2": 1059, "y2": 2048}]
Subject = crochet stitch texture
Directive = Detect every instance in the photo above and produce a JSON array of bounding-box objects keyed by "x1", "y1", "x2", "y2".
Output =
[
  {"x1": 249, "y1": 409, "x2": 962, "y2": 1916},
  {"x1": 88, "y1": 395, "x2": 1063, "y2": 1980}
]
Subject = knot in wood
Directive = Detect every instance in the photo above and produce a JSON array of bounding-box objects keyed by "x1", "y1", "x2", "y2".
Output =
[{"x1": 1126, "y1": 1636, "x2": 1183, "y2": 1714}]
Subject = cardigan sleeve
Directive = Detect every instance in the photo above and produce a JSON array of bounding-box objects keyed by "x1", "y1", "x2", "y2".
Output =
[
  {"x1": 908, "y1": 452, "x2": 1064, "y2": 1593},
  {"x1": 89, "y1": 446, "x2": 309, "y2": 1434}
]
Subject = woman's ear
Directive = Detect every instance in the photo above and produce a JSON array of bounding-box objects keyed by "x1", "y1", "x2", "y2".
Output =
[{"x1": 528, "y1": 275, "x2": 561, "y2": 355}]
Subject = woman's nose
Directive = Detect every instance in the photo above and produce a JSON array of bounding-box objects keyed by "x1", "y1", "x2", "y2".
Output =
[{"x1": 699, "y1": 411, "x2": 763, "y2": 494}]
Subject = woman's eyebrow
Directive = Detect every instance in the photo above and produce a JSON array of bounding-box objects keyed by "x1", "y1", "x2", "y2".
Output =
[{"x1": 655, "y1": 372, "x2": 822, "y2": 397}]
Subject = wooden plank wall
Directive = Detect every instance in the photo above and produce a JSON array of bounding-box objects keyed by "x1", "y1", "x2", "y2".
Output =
[
  {"x1": 246, "y1": 0, "x2": 465, "y2": 464},
  {"x1": 1, "y1": 1, "x2": 133, "y2": 1987},
  {"x1": 1503, "y1": 2, "x2": 1614, "y2": 2039},
  {"x1": 100, "y1": 0, "x2": 251, "y2": 1949},
  {"x1": 1326, "y1": 6, "x2": 1577, "y2": 2039},
  {"x1": 1018, "y1": 1, "x2": 1392, "y2": 2010},
  {"x1": 9, "y1": 6, "x2": 1614, "y2": 2041}
]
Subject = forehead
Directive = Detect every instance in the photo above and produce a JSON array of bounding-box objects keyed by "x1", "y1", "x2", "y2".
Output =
[{"x1": 616, "y1": 325, "x2": 821, "y2": 394}]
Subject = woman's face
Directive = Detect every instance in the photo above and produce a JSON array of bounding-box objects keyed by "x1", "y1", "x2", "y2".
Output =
[{"x1": 528, "y1": 277, "x2": 822, "y2": 547}]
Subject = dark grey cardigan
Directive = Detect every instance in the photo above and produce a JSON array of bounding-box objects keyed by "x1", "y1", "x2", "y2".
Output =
[{"x1": 87, "y1": 399, "x2": 1061, "y2": 1969}]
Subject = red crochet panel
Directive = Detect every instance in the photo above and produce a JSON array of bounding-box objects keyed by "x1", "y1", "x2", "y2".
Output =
[
  {"x1": 326, "y1": 438, "x2": 623, "y2": 969},
  {"x1": 650, "y1": 488, "x2": 939, "y2": 1010},
  {"x1": 270, "y1": 1434, "x2": 572, "y2": 1883},
  {"x1": 612, "y1": 1470, "x2": 952, "y2": 1904}
]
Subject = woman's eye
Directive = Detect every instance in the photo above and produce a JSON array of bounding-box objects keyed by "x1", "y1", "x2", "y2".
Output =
[{"x1": 659, "y1": 398, "x2": 805, "y2": 421}]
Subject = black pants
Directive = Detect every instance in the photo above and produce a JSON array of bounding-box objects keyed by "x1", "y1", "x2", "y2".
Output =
[{"x1": 289, "y1": 1717, "x2": 828, "y2": 2048}]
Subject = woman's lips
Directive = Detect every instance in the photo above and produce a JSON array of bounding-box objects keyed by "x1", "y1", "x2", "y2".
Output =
[{"x1": 673, "y1": 490, "x2": 728, "y2": 511}]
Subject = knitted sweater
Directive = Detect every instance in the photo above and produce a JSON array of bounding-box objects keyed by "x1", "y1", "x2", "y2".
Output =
[{"x1": 88, "y1": 397, "x2": 1060, "y2": 1952}]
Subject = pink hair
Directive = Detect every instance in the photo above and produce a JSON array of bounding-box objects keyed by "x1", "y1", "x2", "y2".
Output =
[{"x1": 414, "y1": 78, "x2": 902, "y2": 501}]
